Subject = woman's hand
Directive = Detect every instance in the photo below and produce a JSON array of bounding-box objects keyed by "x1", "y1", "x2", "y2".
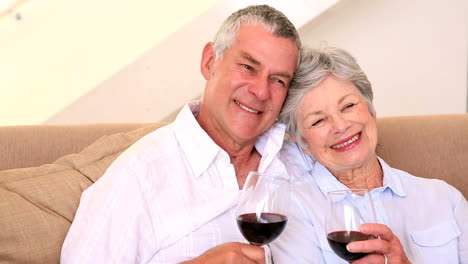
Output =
[{"x1": 347, "y1": 223, "x2": 412, "y2": 264}]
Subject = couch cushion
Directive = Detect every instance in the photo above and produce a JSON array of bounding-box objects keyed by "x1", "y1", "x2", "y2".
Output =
[{"x1": 0, "y1": 124, "x2": 163, "y2": 264}]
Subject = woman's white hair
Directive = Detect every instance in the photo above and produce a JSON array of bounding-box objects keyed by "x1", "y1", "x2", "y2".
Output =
[{"x1": 279, "y1": 45, "x2": 375, "y2": 149}]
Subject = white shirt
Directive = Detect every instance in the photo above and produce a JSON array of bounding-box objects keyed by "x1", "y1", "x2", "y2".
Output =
[
  {"x1": 61, "y1": 102, "x2": 289, "y2": 264},
  {"x1": 273, "y1": 141, "x2": 468, "y2": 264}
]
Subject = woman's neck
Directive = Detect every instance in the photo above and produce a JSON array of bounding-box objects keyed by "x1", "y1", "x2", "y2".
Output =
[{"x1": 330, "y1": 156, "x2": 383, "y2": 190}]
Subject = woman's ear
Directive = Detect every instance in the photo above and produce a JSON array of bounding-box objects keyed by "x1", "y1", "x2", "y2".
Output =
[
  {"x1": 201, "y1": 42, "x2": 215, "y2": 80},
  {"x1": 302, "y1": 147, "x2": 313, "y2": 156},
  {"x1": 288, "y1": 134, "x2": 298, "y2": 143},
  {"x1": 290, "y1": 135, "x2": 313, "y2": 156}
]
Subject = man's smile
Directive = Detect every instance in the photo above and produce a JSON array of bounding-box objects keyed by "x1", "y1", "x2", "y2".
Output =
[{"x1": 234, "y1": 100, "x2": 262, "y2": 114}]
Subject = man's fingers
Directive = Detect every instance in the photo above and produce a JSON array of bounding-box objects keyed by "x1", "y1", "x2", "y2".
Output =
[
  {"x1": 239, "y1": 243, "x2": 266, "y2": 263},
  {"x1": 186, "y1": 242, "x2": 266, "y2": 264}
]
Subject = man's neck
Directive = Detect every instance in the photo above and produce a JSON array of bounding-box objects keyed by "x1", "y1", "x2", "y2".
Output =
[
  {"x1": 195, "y1": 108, "x2": 264, "y2": 188},
  {"x1": 230, "y1": 148, "x2": 262, "y2": 189},
  {"x1": 208, "y1": 131, "x2": 261, "y2": 189}
]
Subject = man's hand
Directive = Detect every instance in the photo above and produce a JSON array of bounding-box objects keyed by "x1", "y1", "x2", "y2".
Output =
[
  {"x1": 348, "y1": 223, "x2": 412, "y2": 264},
  {"x1": 180, "y1": 242, "x2": 265, "y2": 264}
]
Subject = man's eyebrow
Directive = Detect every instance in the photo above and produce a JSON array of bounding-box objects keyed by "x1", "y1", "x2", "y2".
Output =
[
  {"x1": 240, "y1": 52, "x2": 260, "y2": 66},
  {"x1": 274, "y1": 71, "x2": 293, "y2": 79},
  {"x1": 240, "y1": 51, "x2": 293, "y2": 79}
]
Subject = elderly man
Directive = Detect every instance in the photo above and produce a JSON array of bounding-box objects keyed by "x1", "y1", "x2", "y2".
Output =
[{"x1": 61, "y1": 5, "x2": 300, "y2": 264}]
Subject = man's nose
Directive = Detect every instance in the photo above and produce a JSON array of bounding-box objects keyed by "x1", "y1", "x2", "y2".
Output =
[{"x1": 248, "y1": 77, "x2": 270, "y2": 100}]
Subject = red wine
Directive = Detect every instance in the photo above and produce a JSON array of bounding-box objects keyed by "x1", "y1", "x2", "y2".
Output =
[
  {"x1": 327, "y1": 231, "x2": 376, "y2": 262},
  {"x1": 237, "y1": 213, "x2": 287, "y2": 245}
]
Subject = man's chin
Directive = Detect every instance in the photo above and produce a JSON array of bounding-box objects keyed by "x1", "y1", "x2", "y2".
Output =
[{"x1": 231, "y1": 126, "x2": 264, "y2": 141}]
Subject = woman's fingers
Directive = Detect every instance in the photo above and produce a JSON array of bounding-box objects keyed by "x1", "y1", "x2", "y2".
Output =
[
  {"x1": 361, "y1": 223, "x2": 394, "y2": 241},
  {"x1": 347, "y1": 236, "x2": 389, "y2": 254},
  {"x1": 351, "y1": 253, "x2": 387, "y2": 264},
  {"x1": 347, "y1": 223, "x2": 412, "y2": 264}
]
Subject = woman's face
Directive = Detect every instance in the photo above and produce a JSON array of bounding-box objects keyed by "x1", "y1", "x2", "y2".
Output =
[{"x1": 296, "y1": 75, "x2": 378, "y2": 173}]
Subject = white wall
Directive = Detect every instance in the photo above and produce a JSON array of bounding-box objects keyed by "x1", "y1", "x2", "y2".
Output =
[
  {"x1": 0, "y1": 0, "x2": 218, "y2": 126},
  {"x1": 2, "y1": 0, "x2": 466, "y2": 125},
  {"x1": 299, "y1": 0, "x2": 467, "y2": 117},
  {"x1": 44, "y1": 0, "x2": 339, "y2": 124}
]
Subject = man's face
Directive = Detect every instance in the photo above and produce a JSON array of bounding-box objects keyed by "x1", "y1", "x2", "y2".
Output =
[{"x1": 198, "y1": 24, "x2": 299, "y2": 147}]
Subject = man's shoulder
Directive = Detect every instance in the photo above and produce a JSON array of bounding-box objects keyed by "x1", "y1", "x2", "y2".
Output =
[
  {"x1": 115, "y1": 123, "x2": 178, "y2": 164},
  {"x1": 134, "y1": 123, "x2": 174, "y2": 145},
  {"x1": 280, "y1": 140, "x2": 308, "y2": 168},
  {"x1": 280, "y1": 140, "x2": 314, "y2": 183},
  {"x1": 100, "y1": 122, "x2": 191, "y2": 186}
]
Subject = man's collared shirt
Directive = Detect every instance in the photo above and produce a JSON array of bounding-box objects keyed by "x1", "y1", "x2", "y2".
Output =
[
  {"x1": 274, "y1": 140, "x2": 468, "y2": 264},
  {"x1": 61, "y1": 101, "x2": 289, "y2": 263}
]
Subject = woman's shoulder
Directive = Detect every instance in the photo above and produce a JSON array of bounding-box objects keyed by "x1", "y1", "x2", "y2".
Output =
[{"x1": 383, "y1": 160, "x2": 464, "y2": 201}]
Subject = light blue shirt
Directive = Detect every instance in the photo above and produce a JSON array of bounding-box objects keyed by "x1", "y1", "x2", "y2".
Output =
[{"x1": 273, "y1": 141, "x2": 468, "y2": 264}]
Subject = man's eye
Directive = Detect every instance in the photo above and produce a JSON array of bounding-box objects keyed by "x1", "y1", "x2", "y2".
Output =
[
  {"x1": 272, "y1": 78, "x2": 286, "y2": 87},
  {"x1": 241, "y1": 64, "x2": 253, "y2": 71}
]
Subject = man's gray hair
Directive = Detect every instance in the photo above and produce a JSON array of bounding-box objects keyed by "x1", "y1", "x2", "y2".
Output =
[
  {"x1": 279, "y1": 46, "x2": 375, "y2": 149},
  {"x1": 213, "y1": 5, "x2": 301, "y2": 59}
]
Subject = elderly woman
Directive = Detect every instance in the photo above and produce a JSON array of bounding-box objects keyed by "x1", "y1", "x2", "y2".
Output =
[{"x1": 273, "y1": 46, "x2": 468, "y2": 263}]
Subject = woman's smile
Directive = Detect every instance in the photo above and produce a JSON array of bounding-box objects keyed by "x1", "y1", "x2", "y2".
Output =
[{"x1": 330, "y1": 132, "x2": 362, "y2": 152}]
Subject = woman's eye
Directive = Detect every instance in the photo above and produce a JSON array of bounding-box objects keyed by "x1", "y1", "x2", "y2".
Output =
[
  {"x1": 343, "y1": 103, "x2": 355, "y2": 111},
  {"x1": 312, "y1": 119, "x2": 323, "y2": 127}
]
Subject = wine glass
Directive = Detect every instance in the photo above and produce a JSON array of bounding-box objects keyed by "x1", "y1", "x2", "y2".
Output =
[
  {"x1": 236, "y1": 171, "x2": 290, "y2": 262},
  {"x1": 325, "y1": 189, "x2": 377, "y2": 263}
]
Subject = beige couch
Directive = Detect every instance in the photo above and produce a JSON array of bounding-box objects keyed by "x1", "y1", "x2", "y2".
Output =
[{"x1": 1, "y1": 115, "x2": 467, "y2": 263}]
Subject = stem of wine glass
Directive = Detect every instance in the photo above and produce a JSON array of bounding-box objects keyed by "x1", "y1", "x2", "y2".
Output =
[{"x1": 266, "y1": 244, "x2": 274, "y2": 264}]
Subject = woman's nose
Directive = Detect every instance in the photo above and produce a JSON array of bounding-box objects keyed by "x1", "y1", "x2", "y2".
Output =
[{"x1": 333, "y1": 114, "x2": 351, "y2": 133}]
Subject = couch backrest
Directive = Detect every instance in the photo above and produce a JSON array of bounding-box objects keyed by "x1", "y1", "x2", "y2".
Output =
[
  {"x1": 0, "y1": 115, "x2": 467, "y2": 198},
  {"x1": 0, "y1": 123, "x2": 155, "y2": 171},
  {"x1": 376, "y1": 114, "x2": 468, "y2": 198}
]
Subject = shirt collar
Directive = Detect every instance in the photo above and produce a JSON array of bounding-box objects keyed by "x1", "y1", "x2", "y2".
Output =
[
  {"x1": 255, "y1": 122, "x2": 287, "y2": 173},
  {"x1": 311, "y1": 156, "x2": 407, "y2": 198},
  {"x1": 172, "y1": 101, "x2": 286, "y2": 179},
  {"x1": 378, "y1": 157, "x2": 407, "y2": 197},
  {"x1": 172, "y1": 102, "x2": 222, "y2": 179}
]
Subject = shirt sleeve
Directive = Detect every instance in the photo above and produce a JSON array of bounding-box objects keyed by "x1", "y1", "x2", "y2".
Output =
[
  {"x1": 60, "y1": 158, "x2": 156, "y2": 264},
  {"x1": 270, "y1": 181, "x2": 326, "y2": 264},
  {"x1": 452, "y1": 186, "x2": 468, "y2": 263}
]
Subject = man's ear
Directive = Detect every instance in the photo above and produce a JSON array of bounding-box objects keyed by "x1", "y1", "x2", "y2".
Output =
[{"x1": 201, "y1": 42, "x2": 216, "y2": 80}]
